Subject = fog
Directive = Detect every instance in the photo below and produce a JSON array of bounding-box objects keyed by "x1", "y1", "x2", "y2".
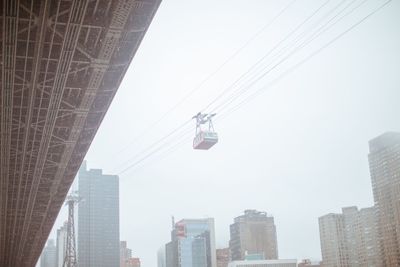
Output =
[{"x1": 49, "y1": 0, "x2": 400, "y2": 266}]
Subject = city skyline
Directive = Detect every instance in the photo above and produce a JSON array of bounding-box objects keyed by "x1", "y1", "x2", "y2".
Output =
[
  {"x1": 318, "y1": 131, "x2": 400, "y2": 266},
  {"x1": 88, "y1": 1, "x2": 399, "y2": 265},
  {"x1": 42, "y1": 1, "x2": 400, "y2": 266},
  {"x1": 2, "y1": 0, "x2": 398, "y2": 266},
  {"x1": 44, "y1": 129, "x2": 399, "y2": 267}
]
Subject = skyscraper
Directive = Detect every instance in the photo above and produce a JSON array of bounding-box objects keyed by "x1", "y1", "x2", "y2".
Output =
[
  {"x1": 78, "y1": 161, "x2": 120, "y2": 267},
  {"x1": 368, "y1": 132, "x2": 400, "y2": 266},
  {"x1": 40, "y1": 239, "x2": 57, "y2": 267},
  {"x1": 318, "y1": 206, "x2": 380, "y2": 267},
  {"x1": 318, "y1": 213, "x2": 347, "y2": 267},
  {"x1": 229, "y1": 210, "x2": 278, "y2": 261},
  {"x1": 358, "y1": 207, "x2": 380, "y2": 266},
  {"x1": 56, "y1": 221, "x2": 68, "y2": 267},
  {"x1": 165, "y1": 218, "x2": 217, "y2": 267}
]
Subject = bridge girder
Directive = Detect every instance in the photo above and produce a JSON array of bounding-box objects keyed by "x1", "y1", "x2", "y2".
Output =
[{"x1": 0, "y1": 0, "x2": 161, "y2": 266}]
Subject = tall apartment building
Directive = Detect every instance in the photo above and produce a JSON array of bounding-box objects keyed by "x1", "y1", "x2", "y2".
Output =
[
  {"x1": 368, "y1": 132, "x2": 400, "y2": 266},
  {"x1": 78, "y1": 161, "x2": 120, "y2": 267},
  {"x1": 318, "y1": 206, "x2": 380, "y2": 267},
  {"x1": 165, "y1": 218, "x2": 217, "y2": 267},
  {"x1": 357, "y1": 207, "x2": 380, "y2": 266},
  {"x1": 319, "y1": 213, "x2": 348, "y2": 267},
  {"x1": 229, "y1": 210, "x2": 278, "y2": 261},
  {"x1": 56, "y1": 221, "x2": 67, "y2": 267},
  {"x1": 40, "y1": 239, "x2": 57, "y2": 267}
]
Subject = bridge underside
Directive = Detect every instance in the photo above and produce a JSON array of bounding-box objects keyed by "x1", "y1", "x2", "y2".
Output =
[{"x1": 0, "y1": 0, "x2": 160, "y2": 266}]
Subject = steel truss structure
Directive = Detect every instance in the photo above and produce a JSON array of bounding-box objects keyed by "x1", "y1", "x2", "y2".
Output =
[
  {"x1": 63, "y1": 193, "x2": 79, "y2": 267},
  {"x1": 0, "y1": 0, "x2": 161, "y2": 266}
]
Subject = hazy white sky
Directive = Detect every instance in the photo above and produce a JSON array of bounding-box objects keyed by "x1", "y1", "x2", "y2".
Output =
[{"x1": 49, "y1": 0, "x2": 400, "y2": 266}]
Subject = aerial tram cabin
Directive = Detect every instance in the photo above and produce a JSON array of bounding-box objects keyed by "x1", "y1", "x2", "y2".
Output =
[{"x1": 192, "y1": 112, "x2": 218, "y2": 150}]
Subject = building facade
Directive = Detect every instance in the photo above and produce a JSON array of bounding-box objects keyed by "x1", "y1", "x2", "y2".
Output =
[
  {"x1": 318, "y1": 213, "x2": 348, "y2": 267},
  {"x1": 126, "y1": 257, "x2": 141, "y2": 267},
  {"x1": 165, "y1": 218, "x2": 217, "y2": 267},
  {"x1": 56, "y1": 222, "x2": 68, "y2": 267},
  {"x1": 319, "y1": 206, "x2": 380, "y2": 267},
  {"x1": 40, "y1": 239, "x2": 57, "y2": 267},
  {"x1": 158, "y1": 246, "x2": 166, "y2": 267},
  {"x1": 228, "y1": 259, "x2": 297, "y2": 267},
  {"x1": 297, "y1": 259, "x2": 321, "y2": 267},
  {"x1": 357, "y1": 207, "x2": 380, "y2": 266},
  {"x1": 166, "y1": 239, "x2": 179, "y2": 267},
  {"x1": 368, "y1": 132, "x2": 400, "y2": 266},
  {"x1": 229, "y1": 210, "x2": 278, "y2": 261},
  {"x1": 78, "y1": 162, "x2": 120, "y2": 267},
  {"x1": 216, "y1": 248, "x2": 230, "y2": 267},
  {"x1": 120, "y1": 241, "x2": 133, "y2": 267}
]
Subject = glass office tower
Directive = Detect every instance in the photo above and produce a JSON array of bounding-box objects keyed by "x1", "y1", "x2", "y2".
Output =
[
  {"x1": 166, "y1": 218, "x2": 217, "y2": 267},
  {"x1": 78, "y1": 162, "x2": 120, "y2": 267}
]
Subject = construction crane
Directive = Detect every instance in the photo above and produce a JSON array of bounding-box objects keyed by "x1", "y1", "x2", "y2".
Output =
[
  {"x1": 63, "y1": 192, "x2": 80, "y2": 267},
  {"x1": 192, "y1": 112, "x2": 218, "y2": 150}
]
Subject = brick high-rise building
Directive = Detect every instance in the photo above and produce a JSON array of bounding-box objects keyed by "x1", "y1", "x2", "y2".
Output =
[
  {"x1": 229, "y1": 210, "x2": 278, "y2": 261},
  {"x1": 368, "y1": 132, "x2": 400, "y2": 266},
  {"x1": 357, "y1": 207, "x2": 381, "y2": 266},
  {"x1": 318, "y1": 213, "x2": 348, "y2": 267},
  {"x1": 319, "y1": 206, "x2": 380, "y2": 267}
]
